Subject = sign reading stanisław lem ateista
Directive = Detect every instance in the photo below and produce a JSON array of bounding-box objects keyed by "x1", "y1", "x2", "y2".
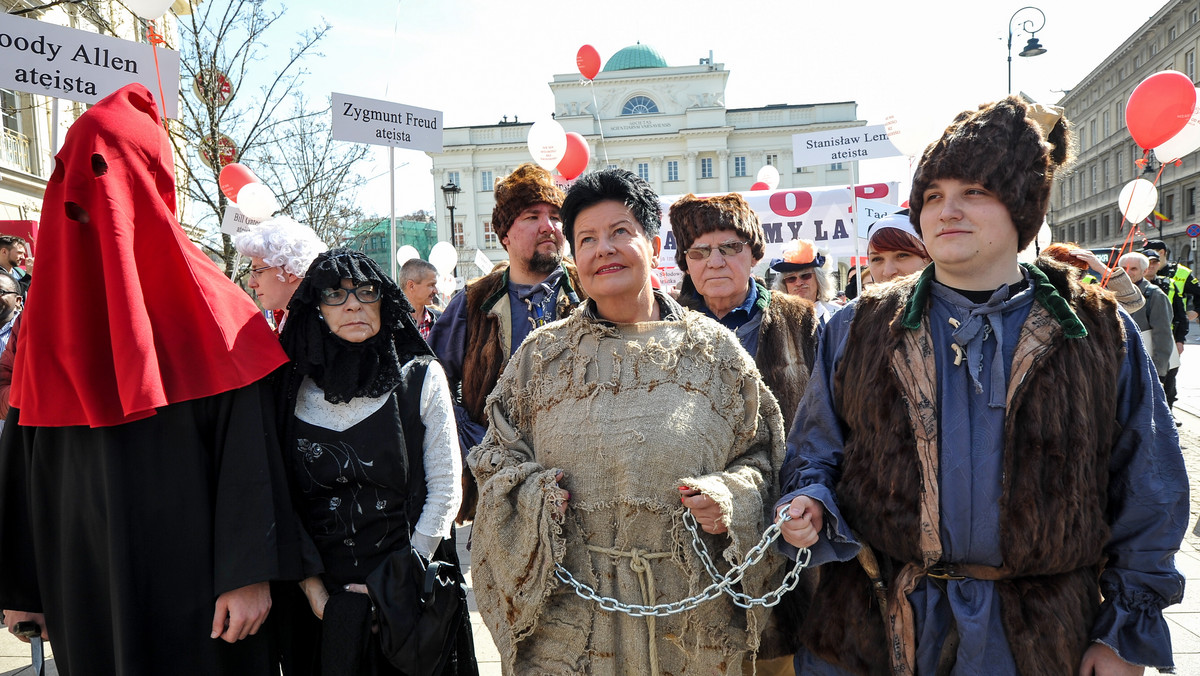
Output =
[
  {"x1": 0, "y1": 12, "x2": 181, "y2": 118},
  {"x1": 331, "y1": 92, "x2": 443, "y2": 152}
]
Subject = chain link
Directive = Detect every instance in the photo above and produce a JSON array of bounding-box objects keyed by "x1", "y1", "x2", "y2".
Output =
[{"x1": 554, "y1": 505, "x2": 811, "y2": 617}]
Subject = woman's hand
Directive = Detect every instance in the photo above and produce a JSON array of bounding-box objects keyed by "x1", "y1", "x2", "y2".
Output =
[
  {"x1": 1078, "y1": 642, "x2": 1144, "y2": 676},
  {"x1": 300, "y1": 576, "x2": 329, "y2": 620},
  {"x1": 1070, "y1": 249, "x2": 1105, "y2": 275},
  {"x1": 552, "y1": 470, "x2": 570, "y2": 515},
  {"x1": 680, "y1": 487, "x2": 727, "y2": 534},
  {"x1": 779, "y1": 495, "x2": 824, "y2": 548}
]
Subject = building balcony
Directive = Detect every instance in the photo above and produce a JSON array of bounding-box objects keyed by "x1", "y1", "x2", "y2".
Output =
[{"x1": 1, "y1": 128, "x2": 32, "y2": 175}]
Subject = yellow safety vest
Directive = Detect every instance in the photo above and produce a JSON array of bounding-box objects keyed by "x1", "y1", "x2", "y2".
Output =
[{"x1": 1168, "y1": 264, "x2": 1191, "y2": 305}]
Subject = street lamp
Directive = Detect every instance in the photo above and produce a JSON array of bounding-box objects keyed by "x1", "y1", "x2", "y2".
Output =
[
  {"x1": 1008, "y1": 6, "x2": 1047, "y2": 95},
  {"x1": 441, "y1": 181, "x2": 461, "y2": 248}
]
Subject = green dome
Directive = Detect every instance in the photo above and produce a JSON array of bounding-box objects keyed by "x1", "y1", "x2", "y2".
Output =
[{"x1": 602, "y1": 43, "x2": 668, "y2": 72}]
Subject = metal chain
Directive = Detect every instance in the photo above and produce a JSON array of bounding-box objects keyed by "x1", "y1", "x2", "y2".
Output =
[{"x1": 553, "y1": 505, "x2": 810, "y2": 617}]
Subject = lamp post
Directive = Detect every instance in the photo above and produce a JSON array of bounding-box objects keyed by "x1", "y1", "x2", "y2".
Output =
[
  {"x1": 1008, "y1": 6, "x2": 1047, "y2": 94},
  {"x1": 441, "y1": 180, "x2": 461, "y2": 252}
]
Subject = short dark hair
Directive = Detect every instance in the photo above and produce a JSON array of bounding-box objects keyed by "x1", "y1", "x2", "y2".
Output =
[
  {"x1": 399, "y1": 258, "x2": 437, "y2": 285},
  {"x1": 0, "y1": 236, "x2": 26, "y2": 251},
  {"x1": 0, "y1": 274, "x2": 19, "y2": 294},
  {"x1": 560, "y1": 169, "x2": 661, "y2": 246}
]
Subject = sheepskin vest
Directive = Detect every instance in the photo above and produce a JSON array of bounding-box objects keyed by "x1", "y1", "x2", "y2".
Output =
[
  {"x1": 677, "y1": 278, "x2": 819, "y2": 421},
  {"x1": 459, "y1": 262, "x2": 583, "y2": 424},
  {"x1": 800, "y1": 262, "x2": 1126, "y2": 676}
]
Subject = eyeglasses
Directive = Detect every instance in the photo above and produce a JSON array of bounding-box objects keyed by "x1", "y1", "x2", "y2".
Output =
[
  {"x1": 782, "y1": 271, "x2": 815, "y2": 284},
  {"x1": 249, "y1": 264, "x2": 278, "y2": 280},
  {"x1": 320, "y1": 283, "x2": 382, "y2": 306},
  {"x1": 684, "y1": 240, "x2": 748, "y2": 261}
]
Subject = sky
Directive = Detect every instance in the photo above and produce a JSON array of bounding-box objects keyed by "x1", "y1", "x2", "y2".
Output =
[{"x1": 253, "y1": 0, "x2": 1168, "y2": 220}]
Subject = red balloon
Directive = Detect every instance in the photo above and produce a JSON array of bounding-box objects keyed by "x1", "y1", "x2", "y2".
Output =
[
  {"x1": 1126, "y1": 70, "x2": 1197, "y2": 149},
  {"x1": 576, "y1": 45, "x2": 601, "y2": 81},
  {"x1": 750, "y1": 181, "x2": 770, "y2": 191},
  {"x1": 219, "y1": 163, "x2": 260, "y2": 203},
  {"x1": 557, "y1": 132, "x2": 590, "y2": 180}
]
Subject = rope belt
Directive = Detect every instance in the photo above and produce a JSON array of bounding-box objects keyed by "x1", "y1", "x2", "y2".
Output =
[{"x1": 586, "y1": 545, "x2": 674, "y2": 675}]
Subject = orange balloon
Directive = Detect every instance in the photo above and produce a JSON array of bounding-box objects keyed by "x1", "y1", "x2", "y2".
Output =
[{"x1": 577, "y1": 45, "x2": 601, "y2": 81}]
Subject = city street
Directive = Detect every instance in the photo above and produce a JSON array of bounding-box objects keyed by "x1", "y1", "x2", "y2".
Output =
[{"x1": 1, "y1": 330, "x2": 1200, "y2": 675}]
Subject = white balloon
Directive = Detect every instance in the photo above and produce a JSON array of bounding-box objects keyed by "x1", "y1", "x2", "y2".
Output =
[
  {"x1": 1117, "y1": 179, "x2": 1159, "y2": 224},
  {"x1": 235, "y1": 183, "x2": 279, "y2": 220},
  {"x1": 428, "y1": 241, "x2": 458, "y2": 276},
  {"x1": 124, "y1": 0, "x2": 174, "y2": 19},
  {"x1": 1154, "y1": 87, "x2": 1200, "y2": 162},
  {"x1": 435, "y1": 273, "x2": 456, "y2": 299},
  {"x1": 526, "y1": 119, "x2": 567, "y2": 170},
  {"x1": 756, "y1": 165, "x2": 780, "y2": 190},
  {"x1": 396, "y1": 245, "x2": 419, "y2": 266},
  {"x1": 884, "y1": 113, "x2": 935, "y2": 158}
]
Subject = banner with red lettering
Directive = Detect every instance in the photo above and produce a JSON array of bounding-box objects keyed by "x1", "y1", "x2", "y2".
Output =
[{"x1": 655, "y1": 183, "x2": 899, "y2": 287}]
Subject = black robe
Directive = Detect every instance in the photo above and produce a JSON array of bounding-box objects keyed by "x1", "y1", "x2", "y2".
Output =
[{"x1": 0, "y1": 380, "x2": 300, "y2": 676}]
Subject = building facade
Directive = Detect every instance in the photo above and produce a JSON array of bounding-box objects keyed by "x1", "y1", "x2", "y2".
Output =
[
  {"x1": 1, "y1": 0, "x2": 190, "y2": 224},
  {"x1": 427, "y1": 44, "x2": 864, "y2": 277},
  {"x1": 346, "y1": 217, "x2": 439, "y2": 270},
  {"x1": 1052, "y1": 0, "x2": 1200, "y2": 268}
]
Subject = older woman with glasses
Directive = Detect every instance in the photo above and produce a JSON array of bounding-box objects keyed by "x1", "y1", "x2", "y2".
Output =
[
  {"x1": 770, "y1": 240, "x2": 839, "y2": 324},
  {"x1": 275, "y1": 248, "x2": 476, "y2": 676},
  {"x1": 468, "y1": 170, "x2": 788, "y2": 675}
]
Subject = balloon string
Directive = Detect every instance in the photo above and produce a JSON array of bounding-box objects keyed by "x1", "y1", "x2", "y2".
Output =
[
  {"x1": 147, "y1": 21, "x2": 169, "y2": 133},
  {"x1": 588, "y1": 81, "x2": 610, "y2": 166}
]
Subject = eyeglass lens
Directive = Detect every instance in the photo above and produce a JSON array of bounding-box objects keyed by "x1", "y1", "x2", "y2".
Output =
[
  {"x1": 321, "y1": 284, "x2": 381, "y2": 306},
  {"x1": 685, "y1": 241, "x2": 747, "y2": 261}
]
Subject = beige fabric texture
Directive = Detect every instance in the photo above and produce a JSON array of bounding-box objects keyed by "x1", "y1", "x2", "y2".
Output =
[{"x1": 468, "y1": 307, "x2": 788, "y2": 676}]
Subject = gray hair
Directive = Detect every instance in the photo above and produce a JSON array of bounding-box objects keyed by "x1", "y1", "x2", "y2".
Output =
[
  {"x1": 399, "y1": 258, "x2": 437, "y2": 286},
  {"x1": 234, "y1": 216, "x2": 328, "y2": 279},
  {"x1": 1118, "y1": 252, "x2": 1149, "y2": 272},
  {"x1": 771, "y1": 262, "x2": 832, "y2": 301}
]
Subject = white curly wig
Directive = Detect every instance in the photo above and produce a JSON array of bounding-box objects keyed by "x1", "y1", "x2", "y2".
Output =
[{"x1": 234, "y1": 216, "x2": 328, "y2": 279}]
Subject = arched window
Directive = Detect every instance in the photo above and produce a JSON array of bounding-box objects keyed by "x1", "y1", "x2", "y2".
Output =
[{"x1": 621, "y1": 96, "x2": 659, "y2": 116}]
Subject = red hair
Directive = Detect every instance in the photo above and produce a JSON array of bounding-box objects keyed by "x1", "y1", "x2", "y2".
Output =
[
  {"x1": 1042, "y1": 242, "x2": 1089, "y2": 270},
  {"x1": 868, "y1": 227, "x2": 929, "y2": 259}
]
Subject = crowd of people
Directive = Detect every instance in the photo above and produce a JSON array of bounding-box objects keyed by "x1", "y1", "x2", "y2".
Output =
[{"x1": 0, "y1": 83, "x2": 1190, "y2": 676}]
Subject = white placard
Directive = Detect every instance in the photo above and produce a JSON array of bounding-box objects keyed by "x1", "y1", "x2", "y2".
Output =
[
  {"x1": 792, "y1": 124, "x2": 902, "y2": 169},
  {"x1": 474, "y1": 249, "x2": 493, "y2": 275},
  {"x1": 220, "y1": 204, "x2": 264, "y2": 237},
  {"x1": 855, "y1": 197, "x2": 906, "y2": 238},
  {"x1": 331, "y1": 92, "x2": 443, "y2": 152},
  {"x1": 0, "y1": 12, "x2": 181, "y2": 118}
]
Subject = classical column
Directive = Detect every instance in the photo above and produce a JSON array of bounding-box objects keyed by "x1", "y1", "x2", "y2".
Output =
[
  {"x1": 651, "y1": 156, "x2": 664, "y2": 193},
  {"x1": 686, "y1": 151, "x2": 698, "y2": 193},
  {"x1": 717, "y1": 150, "x2": 730, "y2": 192}
]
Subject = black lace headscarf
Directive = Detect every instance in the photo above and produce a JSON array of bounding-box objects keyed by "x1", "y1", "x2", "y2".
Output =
[{"x1": 280, "y1": 248, "x2": 433, "y2": 404}]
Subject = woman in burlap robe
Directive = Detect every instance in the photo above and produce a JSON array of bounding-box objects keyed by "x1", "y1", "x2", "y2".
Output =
[{"x1": 468, "y1": 169, "x2": 788, "y2": 675}]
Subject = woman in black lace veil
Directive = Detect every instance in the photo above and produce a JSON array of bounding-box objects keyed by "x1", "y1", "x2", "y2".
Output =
[{"x1": 275, "y1": 248, "x2": 477, "y2": 676}]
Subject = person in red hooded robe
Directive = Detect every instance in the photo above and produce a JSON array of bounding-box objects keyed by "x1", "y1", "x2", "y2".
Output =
[{"x1": 0, "y1": 84, "x2": 301, "y2": 675}]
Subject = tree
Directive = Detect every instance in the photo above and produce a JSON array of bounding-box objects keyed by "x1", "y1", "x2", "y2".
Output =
[{"x1": 169, "y1": 0, "x2": 367, "y2": 275}]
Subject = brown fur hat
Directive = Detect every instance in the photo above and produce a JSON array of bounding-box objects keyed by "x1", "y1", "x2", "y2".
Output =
[
  {"x1": 668, "y1": 193, "x2": 766, "y2": 272},
  {"x1": 490, "y1": 163, "x2": 566, "y2": 247},
  {"x1": 909, "y1": 96, "x2": 1073, "y2": 250}
]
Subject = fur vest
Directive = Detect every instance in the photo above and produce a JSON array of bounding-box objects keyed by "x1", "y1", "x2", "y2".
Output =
[
  {"x1": 800, "y1": 261, "x2": 1126, "y2": 676},
  {"x1": 459, "y1": 262, "x2": 583, "y2": 424},
  {"x1": 677, "y1": 278, "x2": 819, "y2": 421}
]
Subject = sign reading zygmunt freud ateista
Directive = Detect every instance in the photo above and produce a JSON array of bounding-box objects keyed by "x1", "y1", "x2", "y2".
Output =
[
  {"x1": 331, "y1": 92, "x2": 443, "y2": 152},
  {"x1": 0, "y1": 12, "x2": 181, "y2": 118}
]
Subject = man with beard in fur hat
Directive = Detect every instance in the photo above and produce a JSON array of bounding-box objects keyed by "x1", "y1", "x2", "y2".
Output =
[
  {"x1": 776, "y1": 97, "x2": 1187, "y2": 675},
  {"x1": 427, "y1": 163, "x2": 584, "y2": 522}
]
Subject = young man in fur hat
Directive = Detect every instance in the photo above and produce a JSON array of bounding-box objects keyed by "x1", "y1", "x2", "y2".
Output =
[
  {"x1": 427, "y1": 163, "x2": 584, "y2": 522},
  {"x1": 776, "y1": 97, "x2": 1187, "y2": 675}
]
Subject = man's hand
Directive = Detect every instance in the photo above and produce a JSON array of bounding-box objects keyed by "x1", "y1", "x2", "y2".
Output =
[
  {"x1": 300, "y1": 576, "x2": 329, "y2": 620},
  {"x1": 3, "y1": 610, "x2": 47, "y2": 642},
  {"x1": 779, "y1": 495, "x2": 824, "y2": 549},
  {"x1": 211, "y1": 581, "x2": 270, "y2": 643},
  {"x1": 1078, "y1": 642, "x2": 1144, "y2": 676},
  {"x1": 1178, "y1": 341, "x2": 1185, "y2": 355},
  {"x1": 680, "y1": 487, "x2": 727, "y2": 534},
  {"x1": 1070, "y1": 249, "x2": 1105, "y2": 275}
]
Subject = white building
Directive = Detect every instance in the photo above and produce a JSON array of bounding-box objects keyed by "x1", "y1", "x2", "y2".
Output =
[
  {"x1": 1, "y1": 0, "x2": 190, "y2": 223},
  {"x1": 428, "y1": 43, "x2": 865, "y2": 276}
]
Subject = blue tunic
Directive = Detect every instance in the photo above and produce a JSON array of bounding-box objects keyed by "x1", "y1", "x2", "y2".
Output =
[{"x1": 777, "y1": 270, "x2": 1187, "y2": 674}]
